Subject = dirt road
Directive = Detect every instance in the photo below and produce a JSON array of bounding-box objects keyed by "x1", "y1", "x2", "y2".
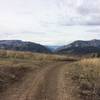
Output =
[{"x1": 0, "y1": 61, "x2": 76, "y2": 100}]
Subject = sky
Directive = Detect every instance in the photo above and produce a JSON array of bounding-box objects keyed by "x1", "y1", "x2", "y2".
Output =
[{"x1": 0, "y1": 0, "x2": 100, "y2": 45}]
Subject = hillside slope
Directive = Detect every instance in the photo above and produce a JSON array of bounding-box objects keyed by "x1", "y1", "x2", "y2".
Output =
[
  {"x1": 0, "y1": 40, "x2": 51, "y2": 53},
  {"x1": 56, "y1": 39, "x2": 100, "y2": 55}
]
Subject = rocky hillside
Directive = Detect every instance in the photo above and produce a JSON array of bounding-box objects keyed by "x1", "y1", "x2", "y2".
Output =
[
  {"x1": 56, "y1": 39, "x2": 100, "y2": 55},
  {"x1": 0, "y1": 40, "x2": 51, "y2": 53}
]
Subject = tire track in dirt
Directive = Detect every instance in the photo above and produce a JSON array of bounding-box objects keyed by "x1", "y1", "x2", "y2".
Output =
[
  {"x1": 0, "y1": 62, "x2": 64, "y2": 100},
  {"x1": 33, "y1": 62, "x2": 69, "y2": 100},
  {"x1": 0, "y1": 61, "x2": 76, "y2": 100},
  {"x1": 24, "y1": 62, "x2": 66, "y2": 100},
  {"x1": 0, "y1": 61, "x2": 53, "y2": 100}
]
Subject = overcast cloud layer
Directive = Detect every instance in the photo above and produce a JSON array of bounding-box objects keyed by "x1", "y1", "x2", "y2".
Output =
[{"x1": 0, "y1": 0, "x2": 100, "y2": 45}]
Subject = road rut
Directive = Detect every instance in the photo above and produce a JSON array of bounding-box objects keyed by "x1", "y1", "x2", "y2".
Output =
[{"x1": 0, "y1": 61, "x2": 75, "y2": 100}]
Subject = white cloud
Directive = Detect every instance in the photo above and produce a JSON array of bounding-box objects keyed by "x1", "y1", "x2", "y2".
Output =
[{"x1": 0, "y1": 0, "x2": 99, "y2": 45}]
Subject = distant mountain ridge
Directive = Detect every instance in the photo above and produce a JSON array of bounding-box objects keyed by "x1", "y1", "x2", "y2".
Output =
[
  {"x1": 0, "y1": 39, "x2": 100, "y2": 55},
  {"x1": 55, "y1": 39, "x2": 100, "y2": 55},
  {"x1": 0, "y1": 40, "x2": 51, "y2": 53},
  {"x1": 46, "y1": 46, "x2": 60, "y2": 52}
]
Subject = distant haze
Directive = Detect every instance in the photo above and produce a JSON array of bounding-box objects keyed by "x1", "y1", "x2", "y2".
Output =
[{"x1": 0, "y1": 0, "x2": 100, "y2": 45}]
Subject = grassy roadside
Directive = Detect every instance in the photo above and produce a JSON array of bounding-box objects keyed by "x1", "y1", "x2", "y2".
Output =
[
  {"x1": 0, "y1": 50, "x2": 77, "y2": 61},
  {"x1": 64, "y1": 58, "x2": 100, "y2": 100}
]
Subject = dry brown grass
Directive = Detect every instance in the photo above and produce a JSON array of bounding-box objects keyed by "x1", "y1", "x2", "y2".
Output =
[
  {"x1": 0, "y1": 50, "x2": 80, "y2": 99},
  {"x1": 0, "y1": 50, "x2": 100, "y2": 100},
  {"x1": 0, "y1": 58, "x2": 53, "y2": 93},
  {"x1": 0, "y1": 50, "x2": 77, "y2": 93},
  {"x1": 65, "y1": 58, "x2": 100, "y2": 100},
  {"x1": 0, "y1": 50, "x2": 77, "y2": 61},
  {"x1": 0, "y1": 52, "x2": 48, "y2": 93},
  {"x1": 0, "y1": 64, "x2": 32, "y2": 92}
]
